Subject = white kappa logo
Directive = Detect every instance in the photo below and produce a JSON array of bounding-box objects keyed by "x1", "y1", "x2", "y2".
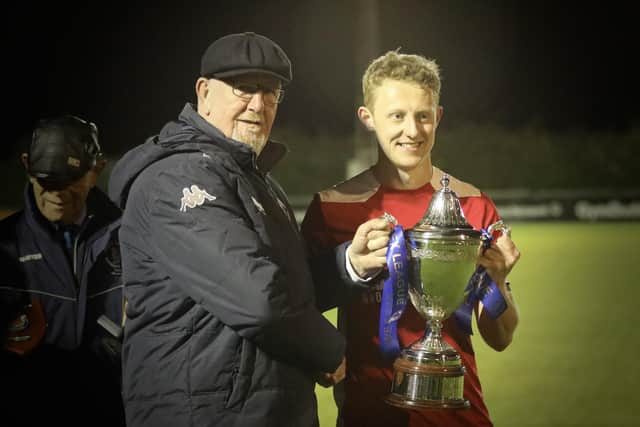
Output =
[{"x1": 179, "y1": 185, "x2": 216, "y2": 212}]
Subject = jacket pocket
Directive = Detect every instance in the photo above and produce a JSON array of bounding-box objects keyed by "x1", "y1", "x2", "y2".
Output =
[{"x1": 225, "y1": 338, "x2": 255, "y2": 409}]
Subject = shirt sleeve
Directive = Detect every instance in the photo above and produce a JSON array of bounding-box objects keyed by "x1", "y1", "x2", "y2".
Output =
[
  {"x1": 302, "y1": 194, "x2": 368, "y2": 311},
  {"x1": 345, "y1": 244, "x2": 381, "y2": 282}
]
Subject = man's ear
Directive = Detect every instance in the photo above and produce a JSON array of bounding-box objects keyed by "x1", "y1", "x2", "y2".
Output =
[
  {"x1": 357, "y1": 106, "x2": 375, "y2": 131},
  {"x1": 435, "y1": 105, "x2": 444, "y2": 128},
  {"x1": 195, "y1": 77, "x2": 210, "y2": 112},
  {"x1": 86, "y1": 158, "x2": 107, "y2": 188},
  {"x1": 93, "y1": 158, "x2": 107, "y2": 176},
  {"x1": 20, "y1": 153, "x2": 29, "y2": 171}
]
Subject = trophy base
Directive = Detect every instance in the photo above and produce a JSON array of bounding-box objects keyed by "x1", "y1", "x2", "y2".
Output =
[{"x1": 385, "y1": 347, "x2": 470, "y2": 410}]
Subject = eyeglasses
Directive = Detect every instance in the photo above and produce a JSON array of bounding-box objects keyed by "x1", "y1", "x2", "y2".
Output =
[{"x1": 230, "y1": 82, "x2": 285, "y2": 106}]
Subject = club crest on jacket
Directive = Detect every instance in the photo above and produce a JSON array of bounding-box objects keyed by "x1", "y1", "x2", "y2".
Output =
[
  {"x1": 104, "y1": 238, "x2": 122, "y2": 276},
  {"x1": 179, "y1": 185, "x2": 216, "y2": 212}
]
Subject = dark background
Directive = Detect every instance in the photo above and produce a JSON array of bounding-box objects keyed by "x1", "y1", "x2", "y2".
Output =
[
  {"x1": 3, "y1": 5, "x2": 639, "y2": 425},
  {"x1": 4, "y1": 1, "x2": 638, "y2": 156}
]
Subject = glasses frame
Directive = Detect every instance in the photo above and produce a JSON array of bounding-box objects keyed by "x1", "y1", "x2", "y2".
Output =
[{"x1": 229, "y1": 81, "x2": 285, "y2": 105}]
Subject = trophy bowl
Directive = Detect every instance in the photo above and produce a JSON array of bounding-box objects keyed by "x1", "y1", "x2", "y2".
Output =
[{"x1": 385, "y1": 175, "x2": 481, "y2": 410}]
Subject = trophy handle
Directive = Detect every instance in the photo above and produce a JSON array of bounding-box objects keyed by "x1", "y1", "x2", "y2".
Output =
[{"x1": 487, "y1": 219, "x2": 511, "y2": 238}]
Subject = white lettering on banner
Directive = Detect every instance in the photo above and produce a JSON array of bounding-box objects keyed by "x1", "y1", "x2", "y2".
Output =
[
  {"x1": 496, "y1": 202, "x2": 564, "y2": 220},
  {"x1": 575, "y1": 200, "x2": 640, "y2": 220},
  {"x1": 19, "y1": 253, "x2": 43, "y2": 262},
  {"x1": 179, "y1": 185, "x2": 216, "y2": 212}
]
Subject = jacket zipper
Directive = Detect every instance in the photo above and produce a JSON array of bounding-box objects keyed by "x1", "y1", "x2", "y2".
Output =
[
  {"x1": 259, "y1": 172, "x2": 298, "y2": 232},
  {"x1": 72, "y1": 214, "x2": 94, "y2": 288},
  {"x1": 250, "y1": 154, "x2": 299, "y2": 234}
]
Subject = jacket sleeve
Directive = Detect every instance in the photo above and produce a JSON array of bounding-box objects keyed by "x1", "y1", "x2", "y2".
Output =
[
  {"x1": 0, "y1": 222, "x2": 29, "y2": 341},
  {"x1": 301, "y1": 194, "x2": 367, "y2": 311},
  {"x1": 145, "y1": 155, "x2": 344, "y2": 373}
]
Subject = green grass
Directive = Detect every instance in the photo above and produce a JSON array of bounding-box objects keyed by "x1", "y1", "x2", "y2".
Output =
[{"x1": 316, "y1": 222, "x2": 640, "y2": 427}]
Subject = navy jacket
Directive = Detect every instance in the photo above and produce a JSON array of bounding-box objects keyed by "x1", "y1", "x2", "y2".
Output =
[
  {"x1": 0, "y1": 184, "x2": 125, "y2": 426},
  {"x1": 0, "y1": 185, "x2": 123, "y2": 350},
  {"x1": 108, "y1": 103, "x2": 350, "y2": 427}
]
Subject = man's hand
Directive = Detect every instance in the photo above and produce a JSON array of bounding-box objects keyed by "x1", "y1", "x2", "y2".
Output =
[
  {"x1": 477, "y1": 233, "x2": 520, "y2": 286},
  {"x1": 316, "y1": 357, "x2": 346, "y2": 388},
  {"x1": 348, "y1": 217, "x2": 394, "y2": 278}
]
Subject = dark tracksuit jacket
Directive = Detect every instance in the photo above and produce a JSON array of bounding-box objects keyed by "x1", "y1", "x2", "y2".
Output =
[
  {"x1": 0, "y1": 185, "x2": 125, "y2": 426},
  {"x1": 108, "y1": 103, "x2": 350, "y2": 427}
]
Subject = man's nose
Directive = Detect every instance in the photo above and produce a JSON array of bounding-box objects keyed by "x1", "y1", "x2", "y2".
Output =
[
  {"x1": 404, "y1": 117, "x2": 419, "y2": 138},
  {"x1": 246, "y1": 91, "x2": 265, "y2": 112}
]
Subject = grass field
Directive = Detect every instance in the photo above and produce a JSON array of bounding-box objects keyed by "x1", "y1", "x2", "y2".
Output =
[{"x1": 316, "y1": 221, "x2": 640, "y2": 427}]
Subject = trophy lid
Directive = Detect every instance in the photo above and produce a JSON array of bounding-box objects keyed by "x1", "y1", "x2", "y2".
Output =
[{"x1": 408, "y1": 174, "x2": 481, "y2": 240}]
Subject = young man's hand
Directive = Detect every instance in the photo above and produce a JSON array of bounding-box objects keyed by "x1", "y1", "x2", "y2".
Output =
[
  {"x1": 316, "y1": 357, "x2": 346, "y2": 388},
  {"x1": 348, "y1": 217, "x2": 394, "y2": 278}
]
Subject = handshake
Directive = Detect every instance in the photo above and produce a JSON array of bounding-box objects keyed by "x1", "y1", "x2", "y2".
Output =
[
  {"x1": 316, "y1": 356, "x2": 347, "y2": 388},
  {"x1": 314, "y1": 216, "x2": 394, "y2": 388}
]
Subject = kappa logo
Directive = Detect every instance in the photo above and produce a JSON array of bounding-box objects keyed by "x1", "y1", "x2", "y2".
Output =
[
  {"x1": 179, "y1": 185, "x2": 216, "y2": 212},
  {"x1": 104, "y1": 239, "x2": 122, "y2": 277}
]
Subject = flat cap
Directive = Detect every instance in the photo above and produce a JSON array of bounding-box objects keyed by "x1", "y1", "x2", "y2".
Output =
[{"x1": 200, "y1": 32, "x2": 292, "y2": 84}]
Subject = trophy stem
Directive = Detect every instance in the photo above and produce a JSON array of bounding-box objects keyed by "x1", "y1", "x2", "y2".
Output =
[{"x1": 417, "y1": 317, "x2": 451, "y2": 353}]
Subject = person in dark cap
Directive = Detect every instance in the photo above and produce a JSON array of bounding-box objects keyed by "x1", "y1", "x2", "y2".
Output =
[
  {"x1": 0, "y1": 114, "x2": 126, "y2": 427},
  {"x1": 108, "y1": 32, "x2": 390, "y2": 427}
]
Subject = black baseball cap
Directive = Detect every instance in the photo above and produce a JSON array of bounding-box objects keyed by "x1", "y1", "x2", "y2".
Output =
[
  {"x1": 28, "y1": 115, "x2": 101, "y2": 183},
  {"x1": 200, "y1": 32, "x2": 292, "y2": 84}
]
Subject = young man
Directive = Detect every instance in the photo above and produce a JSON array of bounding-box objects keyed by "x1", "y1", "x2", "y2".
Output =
[
  {"x1": 0, "y1": 115, "x2": 125, "y2": 426},
  {"x1": 108, "y1": 32, "x2": 389, "y2": 427},
  {"x1": 301, "y1": 51, "x2": 521, "y2": 426}
]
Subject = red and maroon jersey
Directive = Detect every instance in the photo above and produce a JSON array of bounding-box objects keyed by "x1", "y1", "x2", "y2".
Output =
[{"x1": 301, "y1": 167, "x2": 499, "y2": 427}]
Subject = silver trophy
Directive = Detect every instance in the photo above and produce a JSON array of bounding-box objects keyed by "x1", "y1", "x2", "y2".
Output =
[{"x1": 385, "y1": 174, "x2": 482, "y2": 410}]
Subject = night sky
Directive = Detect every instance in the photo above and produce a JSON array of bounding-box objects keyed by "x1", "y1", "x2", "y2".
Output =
[{"x1": 4, "y1": 1, "x2": 638, "y2": 158}]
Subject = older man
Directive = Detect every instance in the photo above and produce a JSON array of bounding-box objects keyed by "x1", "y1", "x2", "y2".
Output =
[
  {"x1": 0, "y1": 114, "x2": 125, "y2": 427},
  {"x1": 108, "y1": 32, "x2": 389, "y2": 427}
]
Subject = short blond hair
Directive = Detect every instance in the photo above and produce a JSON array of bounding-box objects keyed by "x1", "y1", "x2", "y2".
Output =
[{"x1": 362, "y1": 50, "x2": 441, "y2": 108}]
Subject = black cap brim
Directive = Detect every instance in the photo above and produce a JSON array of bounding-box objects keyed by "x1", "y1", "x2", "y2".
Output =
[{"x1": 208, "y1": 68, "x2": 291, "y2": 85}]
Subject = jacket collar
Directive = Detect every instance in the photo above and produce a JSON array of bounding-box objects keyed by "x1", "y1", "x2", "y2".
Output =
[
  {"x1": 23, "y1": 184, "x2": 120, "y2": 239},
  {"x1": 177, "y1": 103, "x2": 288, "y2": 173}
]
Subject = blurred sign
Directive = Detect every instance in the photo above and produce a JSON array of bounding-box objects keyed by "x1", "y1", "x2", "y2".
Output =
[
  {"x1": 290, "y1": 189, "x2": 640, "y2": 223},
  {"x1": 490, "y1": 188, "x2": 640, "y2": 221}
]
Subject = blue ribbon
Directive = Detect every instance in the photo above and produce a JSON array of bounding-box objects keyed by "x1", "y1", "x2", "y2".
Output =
[
  {"x1": 454, "y1": 228, "x2": 508, "y2": 335},
  {"x1": 378, "y1": 225, "x2": 409, "y2": 359}
]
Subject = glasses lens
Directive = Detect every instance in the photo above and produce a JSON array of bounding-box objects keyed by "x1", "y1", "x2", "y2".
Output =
[
  {"x1": 263, "y1": 92, "x2": 278, "y2": 105},
  {"x1": 231, "y1": 82, "x2": 284, "y2": 105},
  {"x1": 235, "y1": 84, "x2": 259, "y2": 96}
]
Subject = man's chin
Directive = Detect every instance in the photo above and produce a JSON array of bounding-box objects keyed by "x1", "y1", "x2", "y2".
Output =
[
  {"x1": 41, "y1": 206, "x2": 79, "y2": 224},
  {"x1": 233, "y1": 133, "x2": 268, "y2": 153},
  {"x1": 42, "y1": 211, "x2": 65, "y2": 223}
]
